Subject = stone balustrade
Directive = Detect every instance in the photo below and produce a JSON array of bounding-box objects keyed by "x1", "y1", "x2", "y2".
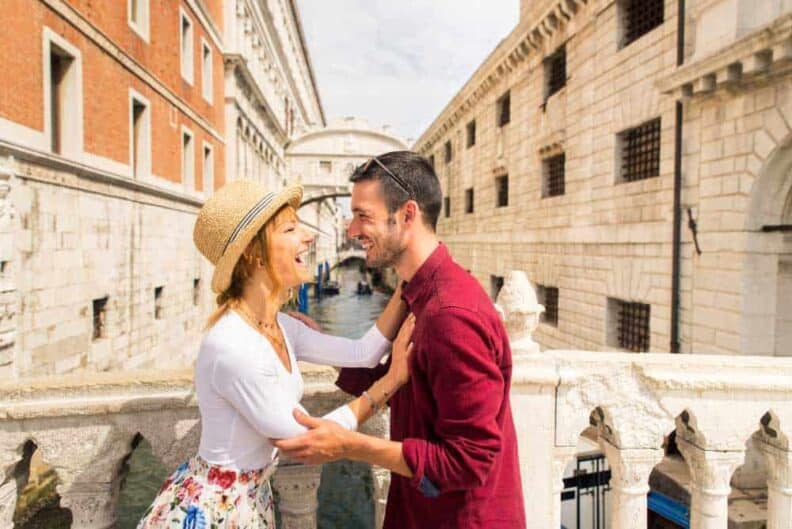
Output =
[{"x1": 1, "y1": 270, "x2": 791, "y2": 528}]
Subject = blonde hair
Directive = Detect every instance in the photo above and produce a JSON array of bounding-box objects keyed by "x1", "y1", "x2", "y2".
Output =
[{"x1": 205, "y1": 205, "x2": 298, "y2": 328}]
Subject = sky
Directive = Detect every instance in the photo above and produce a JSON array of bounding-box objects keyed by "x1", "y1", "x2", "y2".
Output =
[{"x1": 295, "y1": 0, "x2": 519, "y2": 144}]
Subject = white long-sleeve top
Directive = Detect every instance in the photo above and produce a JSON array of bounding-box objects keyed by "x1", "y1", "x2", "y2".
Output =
[{"x1": 196, "y1": 310, "x2": 391, "y2": 471}]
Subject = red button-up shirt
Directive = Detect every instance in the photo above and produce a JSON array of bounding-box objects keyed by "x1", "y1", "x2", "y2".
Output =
[{"x1": 337, "y1": 244, "x2": 525, "y2": 529}]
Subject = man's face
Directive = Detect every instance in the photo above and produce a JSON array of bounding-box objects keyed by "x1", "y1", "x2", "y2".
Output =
[{"x1": 348, "y1": 180, "x2": 405, "y2": 269}]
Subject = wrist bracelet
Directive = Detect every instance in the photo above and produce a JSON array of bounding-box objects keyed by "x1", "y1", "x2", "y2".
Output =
[{"x1": 362, "y1": 390, "x2": 378, "y2": 412}]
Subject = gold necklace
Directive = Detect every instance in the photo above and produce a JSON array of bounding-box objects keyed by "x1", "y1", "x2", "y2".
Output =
[{"x1": 235, "y1": 301, "x2": 287, "y2": 352}]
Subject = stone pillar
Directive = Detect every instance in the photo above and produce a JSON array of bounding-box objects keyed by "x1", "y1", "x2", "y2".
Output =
[
  {"x1": 551, "y1": 447, "x2": 576, "y2": 529},
  {"x1": 0, "y1": 473, "x2": 16, "y2": 529},
  {"x1": 59, "y1": 481, "x2": 120, "y2": 529},
  {"x1": 273, "y1": 462, "x2": 323, "y2": 529},
  {"x1": 360, "y1": 409, "x2": 391, "y2": 529},
  {"x1": 757, "y1": 439, "x2": 792, "y2": 529},
  {"x1": 677, "y1": 437, "x2": 744, "y2": 529},
  {"x1": 600, "y1": 439, "x2": 663, "y2": 529}
]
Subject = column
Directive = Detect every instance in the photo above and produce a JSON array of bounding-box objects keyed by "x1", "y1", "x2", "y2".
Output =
[
  {"x1": 600, "y1": 439, "x2": 663, "y2": 529},
  {"x1": 551, "y1": 446, "x2": 576, "y2": 529},
  {"x1": 757, "y1": 439, "x2": 792, "y2": 529},
  {"x1": 361, "y1": 409, "x2": 391, "y2": 529},
  {"x1": 0, "y1": 469, "x2": 17, "y2": 529},
  {"x1": 272, "y1": 462, "x2": 323, "y2": 529},
  {"x1": 677, "y1": 437, "x2": 744, "y2": 529}
]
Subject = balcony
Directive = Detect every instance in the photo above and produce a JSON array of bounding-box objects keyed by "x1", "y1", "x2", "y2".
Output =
[{"x1": 1, "y1": 272, "x2": 791, "y2": 529}]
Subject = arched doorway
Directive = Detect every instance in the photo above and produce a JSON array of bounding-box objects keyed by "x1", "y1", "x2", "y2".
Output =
[{"x1": 743, "y1": 138, "x2": 792, "y2": 356}]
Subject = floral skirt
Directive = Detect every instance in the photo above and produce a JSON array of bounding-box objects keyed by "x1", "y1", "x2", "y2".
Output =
[{"x1": 136, "y1": 455, "x2": 277, "y2": 529}]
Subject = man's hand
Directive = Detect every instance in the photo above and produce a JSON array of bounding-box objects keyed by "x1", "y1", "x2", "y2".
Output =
[
  {"x1": 273, "y1": 410, "x2": 352, "y2": 464},
  {"x1": 288, "y1": 311, "x2": 322, "y2": 331}
]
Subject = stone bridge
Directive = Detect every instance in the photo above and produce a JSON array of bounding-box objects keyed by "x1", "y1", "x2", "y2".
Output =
[{"x1": 1, "y1": 272, "x2": 791, "y2": 529}]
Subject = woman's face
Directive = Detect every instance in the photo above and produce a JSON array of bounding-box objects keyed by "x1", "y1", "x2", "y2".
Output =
[{"x1": 266, "y1": 209, "x2": 315, "y2": 288}]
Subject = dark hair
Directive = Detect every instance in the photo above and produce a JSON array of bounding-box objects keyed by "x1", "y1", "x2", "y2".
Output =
[{"x1": 350, "y1": 151, "x2": 442, "y2": 231}]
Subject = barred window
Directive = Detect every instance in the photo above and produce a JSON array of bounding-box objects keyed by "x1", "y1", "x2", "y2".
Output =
[
  {"x1": 444, "y1": 140, "x2": 452, "y2": 163},
  {"x1": 428, "y1": 154, "x2": 435, "y2": 169},
  {"x1": 497, "y1": 91, "x2": 511, "y2": 127},
  {"x1": 609, "y1": 298, "x2": 650, "y2": 352},
  {"x1": 444, "y1": 196, "x2": 451, "y2": 218},
  {"x1": 92, "y1": 297, "x2": 108, "y2": 341},
  {"x1": 545, "y1": 45, "x2": 566, "y2": 100},
  {"x1": 465, "y1": 188, "x2": 474, "y2": 214},
  {"x1": 537, "y1": 286, "x2": 559, "y2": 326},
  {"x1": 618, "y1": 118, "x2": 661, "y2": 183},
  {"x1": 193, "y1": 278, "x2": 201, "y2": 307},
  {"x1": 490, "y1": 275, "x2": 505, "y2": 301},
  {"x1": 496, "y1": 175, "x2": 509, "y2": 207},
  {"x1": 154, "y1": 286, "x2": 164, "y2": 320},
  {"x1": 542, "y1": 153, "x2": 566, "y2": 198},
  {"x1": 621, "y1": 0, "x2": 664, "y2": 48},
  {"x1": 467, "y1": 120, "x2": 477, "y2": 148}
]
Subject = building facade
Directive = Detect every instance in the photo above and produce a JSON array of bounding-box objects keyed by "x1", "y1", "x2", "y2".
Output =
[
  {"x1": 223, "y1": 0, "x2": 325, "y2": 189},
  {"x1": 287, "y1": 117, "x2": 407, "y2": 274},
  {"x1": 415, "y1": 0, "x2": 792, "y2": 357},
  {"x1": 0, "y1": 0, "x2": 325, "y2": 380}
]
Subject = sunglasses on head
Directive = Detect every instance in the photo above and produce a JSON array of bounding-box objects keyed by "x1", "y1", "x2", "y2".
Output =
[{"x1": 360, "y1": 156, "x2": 412, "y2": 198}]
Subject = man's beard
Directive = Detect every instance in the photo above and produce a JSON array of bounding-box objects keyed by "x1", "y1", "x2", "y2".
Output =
[{"x1": 365, "y1": 229, "x2": 404, "y2": 269}]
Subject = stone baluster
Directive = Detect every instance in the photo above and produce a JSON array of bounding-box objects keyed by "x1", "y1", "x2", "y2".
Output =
[
  {"x1": 599, "y1": 439, "x2": 663, "y2": 529},
  {"x1": 756, "y1": 438, "x2": 792, "y2": 529},
  {"x1": 551, "y1": 447, "x2": 576, "y2": 529},
  {"x1": 360, "y1": 409, "x2": 391, "y2": 529},
  {"x1": 273, "y1": 462, "x2": 323, "y2": 529},
  {"x1": 677, "y1": 437, "x2": 744, "y2": 529},
  {"x1": 494, "y1": 270, "x2": 544, "y2": 356}
]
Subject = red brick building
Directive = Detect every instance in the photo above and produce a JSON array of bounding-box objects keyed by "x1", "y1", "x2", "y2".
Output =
[{"x1": 0, "y1": 0, "x2": 228, "y2": 377}]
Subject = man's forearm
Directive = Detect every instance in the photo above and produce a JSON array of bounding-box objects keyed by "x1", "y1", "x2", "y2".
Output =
[{"x1": 345, "y1": 433, "x2": 413, "y2": 478}]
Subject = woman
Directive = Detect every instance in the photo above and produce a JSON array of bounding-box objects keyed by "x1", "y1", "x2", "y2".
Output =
[{"x1": 137, "y1": 180, "x2": 413, "y2": 528}]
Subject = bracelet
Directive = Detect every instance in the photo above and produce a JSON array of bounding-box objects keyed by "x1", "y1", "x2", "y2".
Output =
[{"x1": 362, "y1": 390, "x2": 379, "y2": 412}]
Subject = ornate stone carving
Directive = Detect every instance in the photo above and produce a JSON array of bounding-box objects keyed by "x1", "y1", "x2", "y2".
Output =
[
  {"x1": 756, "y1": 436, "x2": 792, "y2": 529},
  {"x1": 494, "y1": 271, "x2": 543, "y2": 355},
  {"x1": 272, "y1": 462, "x2": 323, "y2": 529},
  {"x1": 599, "y1": 439, "x2": 663, "y2": 529},
  {"x1": 677, "y1": 437, "x2": 744, "y2": 529}
]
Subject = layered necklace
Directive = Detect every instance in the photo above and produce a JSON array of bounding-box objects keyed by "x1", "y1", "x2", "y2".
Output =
[{"x1": 235, "y1": 299, "x2": 288, "y2": 356}]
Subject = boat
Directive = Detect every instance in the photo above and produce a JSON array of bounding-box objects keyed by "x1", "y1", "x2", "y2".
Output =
[{"x1": 322, "y1": 280, "x2": 341, "y2": 296}]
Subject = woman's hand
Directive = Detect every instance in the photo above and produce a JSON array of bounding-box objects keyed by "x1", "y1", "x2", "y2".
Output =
[{"x1": 387, "y1": 313, "x2": 415, "y2": 386}]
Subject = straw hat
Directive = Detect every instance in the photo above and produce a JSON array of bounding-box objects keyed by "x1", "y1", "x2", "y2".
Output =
[{"x1": 193, "y1": 180, "x2": 303, "y2": 294}]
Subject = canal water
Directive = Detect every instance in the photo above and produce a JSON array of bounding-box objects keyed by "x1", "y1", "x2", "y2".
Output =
[{"x1": 110, "y1": 263, "x2": 386, "y2": 529}]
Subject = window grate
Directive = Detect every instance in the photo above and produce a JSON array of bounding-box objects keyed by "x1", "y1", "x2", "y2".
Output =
[
  {"x1": 545, "y1": 45, "x2": 567, "y2": 100},
  {"x1": 465, "y1": 188, "x2": 474, "y2": 214},
  {"x1": 620, "y1": 118, "x2": 661, "y2": 182},
  {"x1": 428, "y1": 154, "x2": 435, "y2": 169},
  {"x1": 496, "y1": 175, "x2": 509, "y2": 207},
  {"x1": 444, "y1": 141, "x2": 452, "y2": 163},
  {"x1": 497, "y1": 91, "x2": 511, "y2": 127},
  {"x1": 444, "y1": 196, "x2": 451, "y2": 218},
  {"x1": 154, "y1": 286, "x2": 164, "y2": 320},
  {"x1": 467, "y1": 120, "x2": 477, "y2": 148},
  {"x1": 538, "y1": 286, "x2": 559, "y2": 326},
  {"x1": 92, "y1": 297, "x2": 108, "y2": 341},
  {"x1": 623, "y1": 0, "x2": 664, "y2": 47},
  {"x1": 490, "y1": 275, "x2": 505, "y2": 301},
  {"x1": 543, "y1": 154, "x2": 566, "y2": 198},
  {"x1": 193, "y1": 278, "x2": 201, "y2": 307},
  {"x1": 617, "y1": 300, "x2": 650, "y2": 352}
]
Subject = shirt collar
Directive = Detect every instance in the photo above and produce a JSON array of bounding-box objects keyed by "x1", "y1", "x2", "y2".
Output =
[{"x1": 401, "y1": 243, "x2": 449, "y2": 310}]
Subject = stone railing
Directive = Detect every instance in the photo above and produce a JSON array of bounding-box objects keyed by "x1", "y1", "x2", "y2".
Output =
[
  {"x1": 1, "y1": 271, "x2": 791, "y2": 529},
  {"x1": 496, "y1": 271, "x2": 792, "y2": 529},
  {"x1": 0, "y1": 365, "x2": 389, "y2": 529}
]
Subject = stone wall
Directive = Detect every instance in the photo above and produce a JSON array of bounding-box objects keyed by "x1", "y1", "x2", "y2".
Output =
[{"x1": 415, "y1": 0, "x2": 792, "y2": 356}]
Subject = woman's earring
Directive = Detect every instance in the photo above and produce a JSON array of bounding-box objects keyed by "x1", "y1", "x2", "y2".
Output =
[
  {"x1": 288, "y1": 287, "x2": 294, "y2": 301},
  {"x1": 256, "y1": 257, "x2": 265, "y2": 268}
]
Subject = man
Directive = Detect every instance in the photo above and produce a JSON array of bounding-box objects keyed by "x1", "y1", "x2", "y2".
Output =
[{"x1": 274, "y1": 151, "x2": 525, "y2": 528}]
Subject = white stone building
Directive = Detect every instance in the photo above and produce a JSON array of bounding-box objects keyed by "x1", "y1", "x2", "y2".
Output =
[
  {"x1": 224, "y1": 0, "x2": 325, "y2": 188},
  {"x1": 415, "y1": 0, "x2": 792, "y2": 357},
  {"x1": 287, "y1": 117, "x2": 408, "y2": 274}
]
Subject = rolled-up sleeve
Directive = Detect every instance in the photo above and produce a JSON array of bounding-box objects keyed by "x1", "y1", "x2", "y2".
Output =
[{"x1": 401, "y1": 308, "x2": 503, "y2": 494}]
